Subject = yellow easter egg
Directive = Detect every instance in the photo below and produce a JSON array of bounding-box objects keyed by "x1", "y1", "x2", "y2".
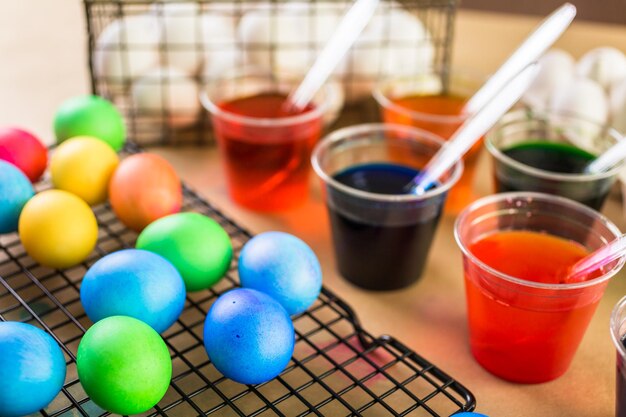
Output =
[
  {"x1": 51, "y1": 136, "x2": 119, "y2": 205},
  {"x1": 19, "y1": 190, "x2": 98, "y2": 269}
]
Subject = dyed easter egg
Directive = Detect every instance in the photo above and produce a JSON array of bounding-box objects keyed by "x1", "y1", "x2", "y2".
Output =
[
  {"x1": 54, "y1": 95, "x2": 126, "y2": 151},
  {"x1": 0, "y1": 127, "x2": 48, "y2": 182},
  {"x1": 76, "y1": 316, "x2": 171, "y2": 415},
  {"x1": 51, "y1": 136, "x2": 119, "y2": 205},
  {"x1": 203, "y1": 288, "x2": 295, "y2": 385},
  {"x1": 0, "y1": 161, "x2": 34, "y2": 234},
  {"x1": 0, "y1": 322, "x2": 66, "y2": 417},
  {"x1": 453, "y1": 413, "x2": 489, "y2": 417},
  {"x1": 19, "y1": 190, "x2": 98, "y2": 268},
  {"x1": 80, "y1": 249, "x2": 186, "y2": 333},
  {"x1": 239, "y1": 232, "x2": 322, "y2": 315},
  {"x1": 109, "y1": 153, "x2": 182, "y2": 232},
  {"x1": 136, "y1": 212, "x2": 233, "y2": 292}
]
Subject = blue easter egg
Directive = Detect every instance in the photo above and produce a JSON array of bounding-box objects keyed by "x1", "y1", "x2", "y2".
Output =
[
  {"x1": 0, "y1": 160, "x2": 34, "y2": 233},
  {"x1": 80, "y1": 249, "x2": 186, "y2": 333},
  {"x1": 239, "y1": 232, "x2": 322, "y2": 315},
  {"x1": 203, "y1": 288, "x2": 295, "y2": 385},
  {"x1": 0, "y1": 322, "x2": 66, "y2": 417},
  {"x1": 453, "y1": 413, "x2": 489, "y2": 416}
]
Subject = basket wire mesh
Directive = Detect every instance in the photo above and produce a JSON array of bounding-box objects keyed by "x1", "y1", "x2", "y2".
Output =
[
  {"x1": 83, "y1": 0, "x2": 457, "y2": 146},
  {"x1": 0, "y1": 145, "x2": 475, "y2": 417}
]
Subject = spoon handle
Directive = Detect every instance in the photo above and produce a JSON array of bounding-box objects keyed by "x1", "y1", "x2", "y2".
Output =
[
  {"x1": 284, "y1": 0, "x2": 380, "y2": 113},
  {"x1": 410, "y1": 63, "x2": 539, "y2": 194},
  {"x1": 463, "y1": 3, "x2": 576, "y2": 115},
  {"x1": 567, "y1": 234, "x2": 626, "y2": 283}
]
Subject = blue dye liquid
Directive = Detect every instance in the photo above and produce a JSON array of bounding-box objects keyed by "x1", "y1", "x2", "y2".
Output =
[{"x1": 328, "y1": 163, "x2": 444, "y2": 290}]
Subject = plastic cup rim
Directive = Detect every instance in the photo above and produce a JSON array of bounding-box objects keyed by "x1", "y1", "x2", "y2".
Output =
[
  {"x1": 310, "y1": 123, "x2": 464, "y2": 203},
  {"x1": 485, "y1": 109, "x2": 625, "y2": 182},
  {"x1": 611, "y1": 295, "x2": 626, "y2": 360},
  {"x1": 199, "y1": 67, "x2": 332, "y2": 128},
  {"x1": 454, "y1": 191, "x2": 625, "y2": 291},
  {"x1": 372, "y1": 70, "x2": 486, "y2": 125}
]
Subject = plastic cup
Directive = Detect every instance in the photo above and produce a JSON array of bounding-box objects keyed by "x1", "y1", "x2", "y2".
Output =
[
  {"x1": 611, "y1": 296, "x2": 626, "y2": 417},
  {"x1": 455, "y1": 192, "x2": 624, "y2": 383},
  {"x1": 311, "y1": 123, "x2": 462, "y2": 291},
  {"x1": 486, "y1": 110, "x2": 624, "y2": 211},
  {"x1": 373, "y1": 72, "x2": 483, "y2": 214},
  {"x1": 201, "y1": 68, "x2": 332, "y2": 211}
]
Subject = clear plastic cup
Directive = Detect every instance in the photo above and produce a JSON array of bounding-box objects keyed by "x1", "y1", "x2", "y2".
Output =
[
  {"x1": 311, "y1": 123, "x2": 462, "y2": 290},
  {"x1": 373, "y1": 71, "x2": 483, "y2": 214},
  {"x1": 455, "y1": 192, "x2": 624, "y2": 383},
  {"x1": 200, "y1": 68, "x2": 333, "y2": 211},
  {"x1": 486, "y1": 110, "x2": 624, "y2": 211},
  {"x1": 611, "y1": 296, "x2": 626, "y2": 417}
]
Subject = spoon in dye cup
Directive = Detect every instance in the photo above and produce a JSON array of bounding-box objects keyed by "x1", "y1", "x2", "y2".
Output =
[
  {"x1": 583, "y1": 133, "x2": 626, "y2": 174},
  {"x1": 283, "y1": 0, "x2": 380, "y2": 113},
  {"x1": 407, "y1": 63, "x2": 540, "y2": 194},
  {"x1": 241, "y1": 0, "x2": 380, "y2": 204},
  {"x1": 463, "y1": 2, "x2": 576, "y2": 114},
  {"x1": 563, "y1": 234, "x2": 626, "y2": 283}
]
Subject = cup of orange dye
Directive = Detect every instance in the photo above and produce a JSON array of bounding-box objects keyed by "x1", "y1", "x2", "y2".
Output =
[
  {"x1": 373, "y1": 72, "x2": 483, "y2": 214},
  {"x1": 454, "y1": 192, "x2": 624, "y2": 383},
  {"x1": 201, "y1": 68, "x2": 333, "y2": 211}
]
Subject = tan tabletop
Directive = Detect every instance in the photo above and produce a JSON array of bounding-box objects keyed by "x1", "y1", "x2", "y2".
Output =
[{"x1": 2, "y1": 2, "x2": 626, "y2": 416}]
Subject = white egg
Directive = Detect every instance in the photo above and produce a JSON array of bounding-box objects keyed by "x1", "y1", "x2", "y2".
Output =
[
  {"x1": 522, "y1": 49, "x2": 575, "y2": 111},
  {"x1": 549, "y1": 76, "x2": 609, "y2": 150},
  {"x1": 131, "y1": 66, "x2": 200, "y2": 129},
  {"x1": 153, "y1": 3, "x2": 235, "y2": 75},
  {"x1": 576, "y1": 47, "x2": 626, "y2": 91},
  {"x1": 94, "y1": 14, "x2": 161, "y2": 95},
  {"x1": 200, "y1": 13, "x2": 240, "y2": 77},
  {"x1": 610, "y1": 77, "x2": 626, "y2": 135},
  {"x1": 344, "y1": 4, "x2": 435, "y2": 102},
  {"x1": 238, "y1": 2, "x2": 345, "y2": 76}
]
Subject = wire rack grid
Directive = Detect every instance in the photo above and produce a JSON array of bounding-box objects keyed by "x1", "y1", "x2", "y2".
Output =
[
  {"x1": 83, "y1": 0, "x2": 458, "y2": 146},
  {"x1": 0, "y1": 154, "x2": 475, "y2": 417}
]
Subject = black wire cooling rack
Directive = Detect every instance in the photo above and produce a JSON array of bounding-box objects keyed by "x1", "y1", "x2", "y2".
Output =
[{"x1": 0, "y1": 170, "x2": 475, "y2": 417}]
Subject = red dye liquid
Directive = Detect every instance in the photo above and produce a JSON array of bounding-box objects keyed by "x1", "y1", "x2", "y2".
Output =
[
  {"x1": 465, "y1": 230, "x2": 605, "y2": 383},
  {"x1": 382, "y1": 94, "x2": 481, "y2": 214},
  {"x1": 212, "y1": 93, "x2": 321, "y2": 211}
]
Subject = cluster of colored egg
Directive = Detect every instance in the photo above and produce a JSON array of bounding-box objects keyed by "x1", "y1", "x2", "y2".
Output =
[{"x1": 0, "y1": 95, "x2": 323, "y2": 416}]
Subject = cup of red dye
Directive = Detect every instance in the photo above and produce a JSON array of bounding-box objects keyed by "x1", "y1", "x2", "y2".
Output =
[
  {"x1": 311, "y1": 124, "x2": 462, "y2": 291},
  {"x1": 201, "y1": 68, "x2": 333, "y2": 211},
  {"x1": 455, "y1": 192, "x2": 624, "y2": 383},
  {"x1": 611, "y1": 296, "x2": 626, "y2": 417}
]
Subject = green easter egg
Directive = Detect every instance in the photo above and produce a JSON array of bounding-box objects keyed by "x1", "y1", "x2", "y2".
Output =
[
  {"x1": 76, "y1": 316, "x2": 171, "y2": 415},
  {"x1": 136, "y1": 212, "x2": 233, "y2": 292},
  {"x1": 54, "y1": 95, "x2": 126, "y2": 151}
]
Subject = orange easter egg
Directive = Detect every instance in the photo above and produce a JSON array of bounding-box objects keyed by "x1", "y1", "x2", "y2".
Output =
[{"x1": 109, "y1": 153, "x2": 182, "y2": 232}]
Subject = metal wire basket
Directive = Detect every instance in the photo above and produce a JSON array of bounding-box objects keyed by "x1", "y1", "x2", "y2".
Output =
[
  {"x1": 0, "y1": 146, "x2": 475, "y2": 417},
  {"x1": 83, "y1": 0, "x2": 458, "y2": 146}
]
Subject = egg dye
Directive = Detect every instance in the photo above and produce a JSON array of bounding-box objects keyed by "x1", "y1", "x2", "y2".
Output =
[
  {"x1": 239, "y1": 231, "x2": 322, "y2": 315},
  {"x1": 203, "y1": 288, "x2": 295, "y2": 385},
  {"x1": 136, "y1": 212, "x2": 232, "y2": 292},
  {"x1": 50, "y1": 136, "x2": 119, "y2": 205},
  {"x1": 0, "y1": 322, "x2": 66, "y2": 417},
  {"x1": 76, "y1": 316, "x2": 171, "y2": 415},
  {"x1": 54, "y1": 95, "x2": 126, "y2": 151},
  {"x1": 0, "y1": 127, "x2": 48, "y2": 182},
  {"x1": 0, "y1": 160, "x2": 34, "y2": 234},
  {"x1": 18, "y1": 190, "x2": 98, "y2": 268},
  {"x1": 80, "y1": 249, "x2": 186, "y2": 333},
  {"x1": 109, "y1": 153, "x2": 182, "y2": 232}
]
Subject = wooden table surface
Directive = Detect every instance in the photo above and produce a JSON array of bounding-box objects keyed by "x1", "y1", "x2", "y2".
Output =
[{"x1": 2, "y1": 2, "x2": 626, "y2": 416}]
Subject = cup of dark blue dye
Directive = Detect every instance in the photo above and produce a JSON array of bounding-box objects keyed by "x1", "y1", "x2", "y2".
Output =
[
  {"x1": 311, "y1": 123, "x2": 463, "y2": 291},
  {"x1": 611, "y1": 296, "x2": 626, "y2": 417}
]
